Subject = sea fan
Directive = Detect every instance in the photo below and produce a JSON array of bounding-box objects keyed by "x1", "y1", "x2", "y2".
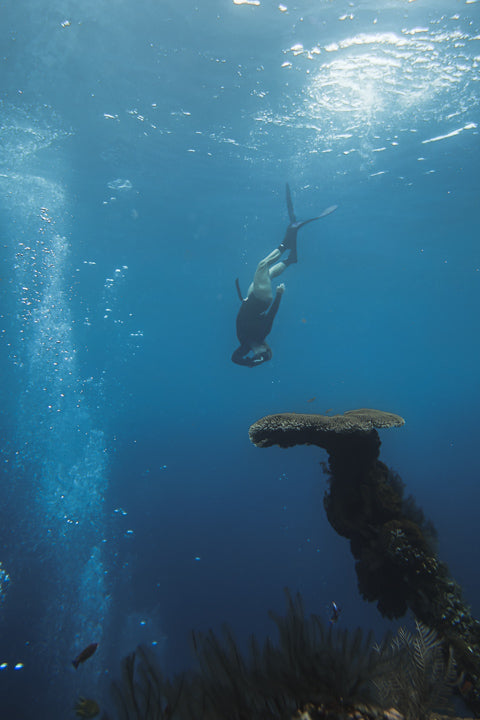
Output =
[
  {"x1": 190, "y1": 590, "x2": 398, "y2": 714},
  {"x1": 188, "y1": 625, "x2": 278, "y2": 719},
  {"x1": 107, "y1": 645, "x2": 175, "y2": 720},
  {"x1": 373, "y1": 620, "x2": 456, "y2": 720},
  {"x1": 105, "y1": 594, "x2": 453, "y2": 720},
  {"x1": 264, "y1": 589, "x2": 396, "y2": 709}
]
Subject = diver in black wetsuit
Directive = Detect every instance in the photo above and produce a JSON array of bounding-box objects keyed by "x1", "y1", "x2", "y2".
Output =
[{"x1": 232, "y1": 184, "x2": 337, "y2": 367}]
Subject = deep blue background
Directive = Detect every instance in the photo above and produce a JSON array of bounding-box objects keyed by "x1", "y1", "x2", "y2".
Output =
[{"x1": 0, "y1": 0, "x2": 479, "y2": 717}]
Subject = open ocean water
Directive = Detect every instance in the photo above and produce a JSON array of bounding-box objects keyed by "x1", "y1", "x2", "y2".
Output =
[{"x1": 0, "y1": 0, "x2": 479, "y2": 717}]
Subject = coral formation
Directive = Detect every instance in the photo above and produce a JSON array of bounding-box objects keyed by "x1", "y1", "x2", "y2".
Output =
[
  {"x1": 104, "y1": 591, "x2": 456, "y2": 720},
  {"x1": 249, "y1": 408, "x2": 404, "y2": 458},
  {"x1": 249, "y1": 408, "x2": 480, "y2": 717}
]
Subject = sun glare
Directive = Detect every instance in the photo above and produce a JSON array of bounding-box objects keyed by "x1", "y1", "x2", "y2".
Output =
[{"x1": 297, "y1": 28, "x2": 478, "y2": 136}]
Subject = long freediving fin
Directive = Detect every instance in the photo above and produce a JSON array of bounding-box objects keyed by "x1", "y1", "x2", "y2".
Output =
[
  {"x1": 281, "y1": 186, "x2": 337, "y2": 253},
  {"x1": 317, "y1": 204, "x2": 338, "y2": 219},
  {"x1": 294, "y1": 204, "x2": 338, "y2": 229},
  {"x1": 286, "y1": 182, "x2": 337, "y2": 227}
]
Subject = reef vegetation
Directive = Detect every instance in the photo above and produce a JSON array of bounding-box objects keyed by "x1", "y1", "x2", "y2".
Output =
[
  {"x1": 249, "y1": 408, "x2": 480, "y2": 716},
  {"x1": 103, "y1": 590, "x2": 456, "y2": 720},
  {"x1": 101, "y1": 407, "x2": 480, "y2": 719}
]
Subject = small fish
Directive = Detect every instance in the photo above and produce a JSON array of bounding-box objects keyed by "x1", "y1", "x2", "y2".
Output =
[
  {"x1": 329, "y1": 601, "x2": 341, "y2": 625},
  {"x1": 307, "y1": 397, "x2": 316, "y2": 403},
  {"x1": 74, "y1": 696, "x2": 100, "y2": 718},
  {"x1": 323, "y1": 408, "x2": 333, "y2": 415},
  {"x1": 72, "y1": 642, "x2": 98, "y2": 669}
]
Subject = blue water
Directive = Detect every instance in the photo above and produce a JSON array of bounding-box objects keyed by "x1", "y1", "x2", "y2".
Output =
[{"x1": 0, "y1": 0, "x2": 479, "y2": 717}]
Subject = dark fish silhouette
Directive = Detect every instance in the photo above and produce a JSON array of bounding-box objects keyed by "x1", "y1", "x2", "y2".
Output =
[{"x1": 72, "y1": 642, "x2": 98, "y2": 669}]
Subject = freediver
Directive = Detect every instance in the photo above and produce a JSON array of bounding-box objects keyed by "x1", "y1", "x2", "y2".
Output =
[{"x1": 231, "y1": 184, "x2": 337, "y2": 367}]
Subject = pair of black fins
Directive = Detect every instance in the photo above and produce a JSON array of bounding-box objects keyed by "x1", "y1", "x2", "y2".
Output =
[
  {"x1": 283, "y1": 181, "x2": 337, "y2": 246},
  {"x1": 235, "y1": 183, "x2": 337, "y2": 301}
]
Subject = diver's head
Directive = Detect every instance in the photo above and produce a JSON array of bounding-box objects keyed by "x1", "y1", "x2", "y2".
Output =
[
  {"x1": 231, "y1": 342, "x2": 272, "y2": 367},
  {"x1": 251, "y1": 342, "x2": 272, "y2": 365}
]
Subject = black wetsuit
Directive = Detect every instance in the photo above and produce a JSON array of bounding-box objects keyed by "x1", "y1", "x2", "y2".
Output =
[{"x1": 231, "y1": 290, "x2": 282, "y2": 367}]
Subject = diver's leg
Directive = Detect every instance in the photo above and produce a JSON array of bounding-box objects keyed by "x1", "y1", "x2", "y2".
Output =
[
  {"x1": 263, "y1": 248, "x2": 283, "y2": 266},
  {"x1": 248, "y1": 264, "x2": 272, "y2": 302},
  {"x1": 272, "y1": 241, "x2": 297, "y2": 270},
  {"x1": 248, "y1": 249, "x2": 282, "y2": 301},
  {"x1": 269, "y1": 261, "x2": 287, "y2": 279}
]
